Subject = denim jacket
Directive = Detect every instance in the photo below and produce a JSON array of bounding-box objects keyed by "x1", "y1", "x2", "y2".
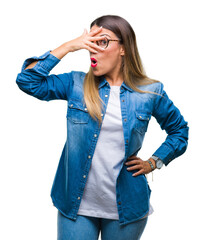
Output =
[{"x1": 16, "y1": 51, "x2": 189, "y2": 226}]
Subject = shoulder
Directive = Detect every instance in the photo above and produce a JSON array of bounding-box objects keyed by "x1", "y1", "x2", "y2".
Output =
[
  {"x1": 137, "y1": 81, "x2": 164, "y2": 94},
  {"x1": 70, "y1": 71, "x2": 86, "y2": 82},
  {"x1": 61, "y1": 71, "x2": 86, "y2": 88}
]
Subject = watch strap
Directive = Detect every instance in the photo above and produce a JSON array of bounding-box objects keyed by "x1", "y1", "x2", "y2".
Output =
[{"x1": 151, "y1": 155, "x2": 159, "y2": 161}]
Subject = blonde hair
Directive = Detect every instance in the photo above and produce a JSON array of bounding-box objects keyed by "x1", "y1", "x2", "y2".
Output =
[{"x1": 83, "y1": 15, "x2": 158, "y2": 124}]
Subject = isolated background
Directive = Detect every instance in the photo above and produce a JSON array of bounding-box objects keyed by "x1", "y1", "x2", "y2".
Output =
[{"x1": 1, "y1": 0, "x2": 204, "y2": 239}]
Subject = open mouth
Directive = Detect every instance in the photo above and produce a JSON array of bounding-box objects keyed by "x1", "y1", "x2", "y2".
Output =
[{"x1": 91, "y1": 58, "x2": 97, "y2": 68}]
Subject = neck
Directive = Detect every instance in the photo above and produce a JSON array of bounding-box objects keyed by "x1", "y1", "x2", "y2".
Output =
[{"x1": 105, "y1": 72, "x2": 123, "y2": 86}]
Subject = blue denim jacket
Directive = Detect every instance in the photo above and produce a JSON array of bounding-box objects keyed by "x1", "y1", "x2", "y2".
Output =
[{"x1": 16, "y1": 51, "x2": 189, "y2": 226}]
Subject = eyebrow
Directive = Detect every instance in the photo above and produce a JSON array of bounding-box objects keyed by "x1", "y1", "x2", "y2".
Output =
[{"x1": 99, "y1": 33, "x2": 111, "y2": 38}]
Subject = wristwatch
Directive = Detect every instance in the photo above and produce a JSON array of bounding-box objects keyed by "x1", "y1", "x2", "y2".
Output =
[{"x1": 151, "y1": 155, "x2": 163, "y2": 169}]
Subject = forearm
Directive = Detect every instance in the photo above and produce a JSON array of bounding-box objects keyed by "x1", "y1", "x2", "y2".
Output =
[{"x1": 25, "y1": 41, "x2": 74, "y2": 70}]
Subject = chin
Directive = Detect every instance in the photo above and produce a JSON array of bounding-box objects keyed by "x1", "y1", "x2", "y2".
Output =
[
  {"x1": 93, "y1": 73, "x2": 102, "y2": 77},
  {"x1": 91, "y1": 69, "x2": 104, "y2": 77}
]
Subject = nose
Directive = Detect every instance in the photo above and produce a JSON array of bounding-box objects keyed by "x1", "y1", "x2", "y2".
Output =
[{"x1": 90, "y1": 51, "x2": 97, "y2": 57}]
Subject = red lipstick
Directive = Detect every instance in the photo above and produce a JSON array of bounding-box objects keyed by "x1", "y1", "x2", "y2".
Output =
[{"x1": 91, "y1": 58, "x2": 97, "y2": 68}]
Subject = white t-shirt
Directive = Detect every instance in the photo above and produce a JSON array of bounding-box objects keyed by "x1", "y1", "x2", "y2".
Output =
[{"x1": 77, "y1": 86, "x2": 153, "y2": 219}]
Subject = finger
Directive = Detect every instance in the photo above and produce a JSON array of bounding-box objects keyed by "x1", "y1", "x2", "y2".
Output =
[
  {"x1": 88, "y1": 36, "x2": 107, "y2": 42},
  {"x1": 125, "y1": 160, "x2": 137, "y2": 165},
  {"x1": 83, "y1": 45, "x2": 98, "y2": 54},
  {"x1": 89, "y1": 26, "x2": 103, "y2": 37},
  {"x1": 125, "y1": 159, "x2": 142, "y2": 165},
  {"x1": 127, "y1": 164, "x2": 142, "y2": 171},
  {"x1": 128, "y1": 156, "x2": 141, "y2": 160},
  {"x1": 84, "y1": 40, "x2": 104, "y2": 52},
  {"x1": 132, "y1": 169, "x2": 144, "y2": 177}
]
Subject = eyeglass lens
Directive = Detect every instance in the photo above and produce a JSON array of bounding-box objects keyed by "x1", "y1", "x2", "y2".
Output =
[{"x1": 96, "y1": 37, "x2": 109, "y2": 49}]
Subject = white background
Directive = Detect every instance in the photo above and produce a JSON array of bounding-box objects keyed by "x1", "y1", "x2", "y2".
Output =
[{"x1": 1, "y1": 0, "x2": 204, "y2": 239}]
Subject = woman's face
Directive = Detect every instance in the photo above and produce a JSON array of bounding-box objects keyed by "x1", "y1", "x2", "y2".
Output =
[{"x1": 89, "y1": 25, "x2": 124, "y2": 78}]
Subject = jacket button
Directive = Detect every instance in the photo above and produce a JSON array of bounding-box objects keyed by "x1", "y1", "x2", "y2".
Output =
[
  {"x1": 122, "y1": 99, "x2": 125, "y2": 102},
  {"x1": 70, "y1": 104, "x2": 73, "y2": 107},
  {"x1": 124, "y1": 119, "x2": 127, "y2": 122},
  {"x1": 118, "y1": 202, "x2": 121, "y2": 205},
  {"x1": 94, "y1": 134, "x2": 97, "y2": 138},
  {"x1": 83, "y1": 175, "x2": 86, "y2": 178},
  {"x1": 101, "y1": 113, "x2": 104, "y2": 117},
  {"x1": 88, "y1": 155, "x2": 91, "y2": 159},
  {"x1": 126, "y1": 140, "x2": 128, "y2": 143},
  {"x1": 84, "y1": 108, "x2": 87, "y2": 111},
  {"x1": 105, "y1": 95, "x2": 108, "y2": 97},
  {"x1": 78, "y1": 197, "x2": 81, "y2": 200}
]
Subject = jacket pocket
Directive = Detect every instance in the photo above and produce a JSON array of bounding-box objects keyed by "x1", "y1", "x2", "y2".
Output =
[
  {"x1": 134, "y1": 112, "x2": 151, "y2": 135},
  {"x1": 67, "y1": 99, "x2": 89, "y2": 124}
]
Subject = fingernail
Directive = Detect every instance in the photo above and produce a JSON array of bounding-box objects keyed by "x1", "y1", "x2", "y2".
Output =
[
  {"x1": 132, "y1": 174, "x2": 135, "y2": 176},
  {"x1": 97, "y1": 26, "x2": 102, "y2": 31},
  {"x1": 127, "y1": 167, "x2": 130, "y2": 170}
]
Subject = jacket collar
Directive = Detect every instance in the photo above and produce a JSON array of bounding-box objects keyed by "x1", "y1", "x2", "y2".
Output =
[{"x1": 98, "y1": 76, "x2": 134, "y2": 92}]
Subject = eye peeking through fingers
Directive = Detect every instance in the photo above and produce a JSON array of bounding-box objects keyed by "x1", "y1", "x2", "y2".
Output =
[
  {"x1": 91, "y1": 36, "x2": 120, "y2": 49},
  {"x1": 96, "y1": 38, "x2": 108, "y2": 49}
]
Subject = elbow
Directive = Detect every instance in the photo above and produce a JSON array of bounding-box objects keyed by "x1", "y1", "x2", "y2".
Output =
[
  {"x1": 16, "y1": 73, "x2": 25, "y2": 90},
  {"x1": 173, "y1": 124, "x2": 189, "y2": 158},
  {"x1": 16, "y1": 73, "x2": 21, "y2": 86},
  {"x1": 180, "y1": 124, "x2": 189, "y2": 154},
  {"x1": 173, "y1": 137, "x2": 189, "y2": 159},
  {"x1": 167, "y1": 122, "x2": 189, "y2": 159},
  {"x1": 16, "y1": 73, "x2": 48, "y2": 101},
  {"x1": 16, "y1": 73, "x2": 30, "y2": 92}
]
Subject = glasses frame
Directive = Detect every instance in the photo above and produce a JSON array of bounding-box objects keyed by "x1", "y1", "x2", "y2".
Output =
[{"x1": 96, "y1": 36, "x2": 121, "y2": 49}]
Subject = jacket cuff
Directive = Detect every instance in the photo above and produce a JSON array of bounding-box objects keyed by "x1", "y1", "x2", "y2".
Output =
[
  {"x1": 21, "y1": 51, "x2": 61, "y2": 76},
  {"x1": 153, "y1": 143, "x2": 175, "y2": 166}
]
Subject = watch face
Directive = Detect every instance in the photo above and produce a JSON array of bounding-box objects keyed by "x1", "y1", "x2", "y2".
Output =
[{"x1": 156, "y1": 160, "x2": 163, "y2": 169}]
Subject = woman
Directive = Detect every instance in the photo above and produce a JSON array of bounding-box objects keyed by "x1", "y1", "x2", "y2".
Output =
[{"x1": 16, "y1": 15, "x2": 189, "y2": 240}]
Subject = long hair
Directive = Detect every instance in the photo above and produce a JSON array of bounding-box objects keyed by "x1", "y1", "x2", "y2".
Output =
[{"x1": 83, "y1": 15, "x2": 158, "y2": 124}]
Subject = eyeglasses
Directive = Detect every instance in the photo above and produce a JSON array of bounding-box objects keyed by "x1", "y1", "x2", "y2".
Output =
[{"x1": 94, "y1": 36, "x2": 121, "y2": 49}]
